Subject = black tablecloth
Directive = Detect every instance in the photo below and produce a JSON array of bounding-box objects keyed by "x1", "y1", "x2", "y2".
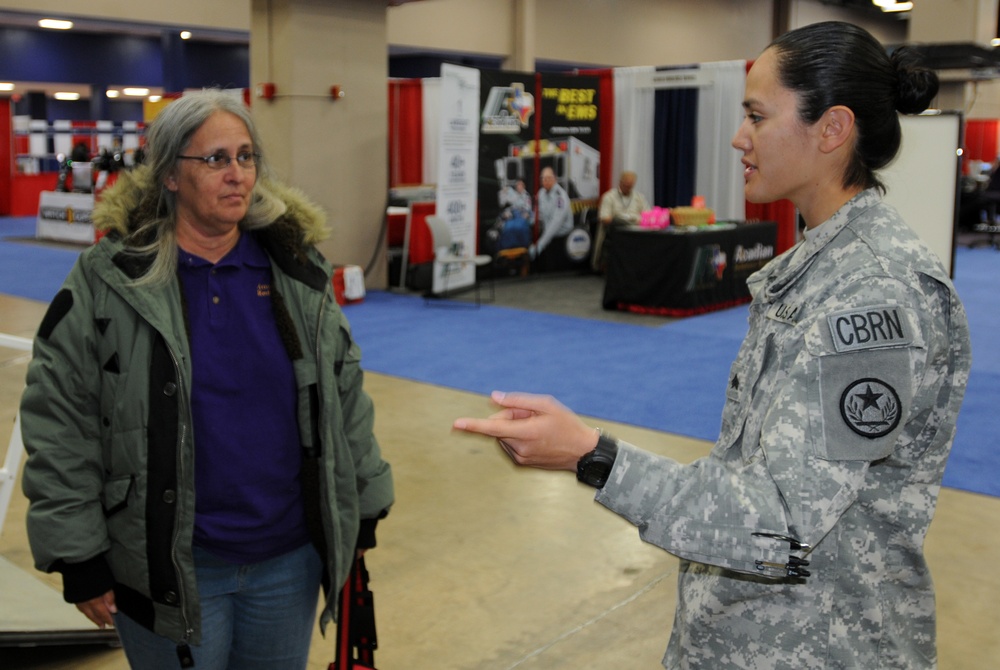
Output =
[{"x1": 602, "y1": 221, "x2": 778, "y2": 316}]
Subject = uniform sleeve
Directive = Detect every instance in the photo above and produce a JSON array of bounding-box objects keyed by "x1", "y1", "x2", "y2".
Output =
[
  {"x1": 595, "y1": 443, "x2": 829, "y2": 578},
  {"x1": 596, "y1": 276, "x2": 939, "y2": 579},
  {"x1": 20, "y1": 260, "x2": 115, "y2": 599}
]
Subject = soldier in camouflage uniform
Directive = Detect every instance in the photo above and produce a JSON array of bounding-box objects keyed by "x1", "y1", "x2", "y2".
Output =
[{"x1": 454, "y1": 21, "x2": 971, "y2": 669}]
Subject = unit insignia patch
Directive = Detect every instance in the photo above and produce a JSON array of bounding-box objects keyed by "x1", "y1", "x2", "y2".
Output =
[{"x1": 839, "y1": 377, "x2": 901, "y2": 439}]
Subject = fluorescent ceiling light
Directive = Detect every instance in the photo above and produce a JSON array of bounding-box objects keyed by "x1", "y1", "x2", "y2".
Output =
[
  {"x1": 38, "y1": 19, "x2": 73, "y2": 30},
  {"x1": 123, "y1": 87, "x2": 150, "y2": 97},
  {"x1": 180, "y1": 31, "x2": 192, "y2": 40},
  {"x1": 106, "y1": 90, "x2": 120, "y2": 98},
  {"x1": 148, "y1": 95, "x2": 162, "y2": 102},
  {"x1": 53, "y1": 92, "x2": 81, "y2": 101},
  {"x1": 873, "y1": 0, "x2": 912, "y2": 11},
  {"x1": 0, "y1": 83, "x2": 14, "y2": 91}
]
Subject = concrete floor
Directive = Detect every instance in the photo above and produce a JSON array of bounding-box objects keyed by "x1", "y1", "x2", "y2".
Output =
[{"x1": 2, "y1": 277, "x2": 999, "y2": 669}]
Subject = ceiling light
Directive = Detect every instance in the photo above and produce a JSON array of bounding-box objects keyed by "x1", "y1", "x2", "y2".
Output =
[
  {"x1": 148, "y1": 95, "x2": 162, "y2": 102},
  {"x1": 180, "y1": 31, "x2": 192, "y2": 40},
  {"x1": 106, "y1": 90, "x2": 120, "y2": 98},
  {"x1": 123, "y1": 88, "x2": 150, "y2": 97},
  {"x1": 53, "y1": 92, "x2": 81, "y2": 101},
  {"x1": 876, "y1": 1, "x2": 913, "y2": 11},
  {"x1": 38, "y1": 19, "x2": 73, "y2": 30},
  {"x1": 0, "y1": 83, "x2": 14, "y2": 91}
]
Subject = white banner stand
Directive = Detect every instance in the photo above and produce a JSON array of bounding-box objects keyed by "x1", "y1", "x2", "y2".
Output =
[
  {"x1": 0, "y1": 333, "x2": 119, "y2": 648},
  {"x1": 432, "y1": 64, "x2": 480, "y2": 295}
]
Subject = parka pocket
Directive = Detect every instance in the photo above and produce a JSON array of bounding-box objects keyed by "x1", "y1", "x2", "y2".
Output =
[{"x1": 102, "y1": 474, "x2": 135, "y2": 518}]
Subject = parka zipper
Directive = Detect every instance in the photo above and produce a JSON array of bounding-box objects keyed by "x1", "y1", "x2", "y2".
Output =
[
  {"x1": 166, "y1": 343, "x2": 196, "y2": 665},
  {"x1": 314, "y1": 283, "x2": 344, "y2": 626}
]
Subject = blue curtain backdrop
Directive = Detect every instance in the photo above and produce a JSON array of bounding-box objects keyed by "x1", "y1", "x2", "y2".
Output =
[{"x1": 652, "y1": 69, "x2": 699, "y2": 208}]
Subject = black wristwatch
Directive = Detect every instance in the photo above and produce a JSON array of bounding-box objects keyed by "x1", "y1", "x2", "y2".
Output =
[{"x1": 576, "y1": 430, "x2": 619, "y2": 488}]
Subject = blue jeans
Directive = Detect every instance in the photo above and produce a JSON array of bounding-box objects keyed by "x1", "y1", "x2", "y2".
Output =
[{"x1": 114, "y1": 542, "x2": 322, "y2": 670}]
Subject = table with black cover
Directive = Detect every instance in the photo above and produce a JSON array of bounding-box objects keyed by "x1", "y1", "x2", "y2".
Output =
[{"x1": 602, "y1": 221, "x2": 778, "y2": 317}]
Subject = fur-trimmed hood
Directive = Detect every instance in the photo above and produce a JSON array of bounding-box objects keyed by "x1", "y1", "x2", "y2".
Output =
[{"x1": 91, "y1": 164, "x2": 329, "y2": 246}]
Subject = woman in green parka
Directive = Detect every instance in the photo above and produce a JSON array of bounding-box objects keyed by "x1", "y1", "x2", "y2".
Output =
[{"x1": 20, "y1": 89, "x2": 393, "y2": 669}]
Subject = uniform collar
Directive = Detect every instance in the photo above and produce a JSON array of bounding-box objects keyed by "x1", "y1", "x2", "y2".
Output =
[{"x1": 748, "y1": 189, "x2": 882, "y2": 301}]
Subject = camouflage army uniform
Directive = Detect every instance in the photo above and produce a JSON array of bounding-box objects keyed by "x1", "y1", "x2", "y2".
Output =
[{"x1": 595, "y1": 189, "x2": 971, "y2": 669}]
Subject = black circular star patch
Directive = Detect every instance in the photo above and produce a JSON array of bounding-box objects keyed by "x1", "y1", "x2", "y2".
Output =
[{"x1": 839, "y1": 378, "x2": 902, "y2": 439}]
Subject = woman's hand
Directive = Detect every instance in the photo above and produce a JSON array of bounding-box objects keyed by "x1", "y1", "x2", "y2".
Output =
[
  {"x1": 453, "y1": 391, "x2": 599, "y2": 471},
  {"x1": 76, "y1": 590, "x2": 117, "y2": 629}
]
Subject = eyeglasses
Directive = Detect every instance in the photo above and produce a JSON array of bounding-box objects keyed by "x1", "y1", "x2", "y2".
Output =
[{"x1": 176, "y1": 150, "x2": 259, "y2": 170}]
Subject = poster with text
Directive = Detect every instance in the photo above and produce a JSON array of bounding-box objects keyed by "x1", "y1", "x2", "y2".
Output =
[{"x1": 434, "y1": 64, "x2": 480, "y2": 294}]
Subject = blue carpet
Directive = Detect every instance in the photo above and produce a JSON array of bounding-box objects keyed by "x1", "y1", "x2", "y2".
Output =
[
  {"x1": 0, "y1": 217, "x2": 81, "y2": 303},
  {"x1": 943, "y1": 247, "x2": 1000, "y2": 498},
  {"x1": 349, "y1": 291, "x2": 745, "y2": 441},
  {"x1": 346, "y1": 247, "x2": 999, "y2": 498},
  {"x1": 1, "y1": 215, "x2": 997, "y2": 497}
]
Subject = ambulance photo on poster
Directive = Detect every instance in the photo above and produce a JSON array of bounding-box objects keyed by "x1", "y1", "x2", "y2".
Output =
[{"x1": 478, "y1": 71, "x2": 600, "y2": 275}]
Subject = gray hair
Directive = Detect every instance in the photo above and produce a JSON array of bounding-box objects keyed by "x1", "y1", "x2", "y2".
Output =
[{"x1": 128, "y1": 89, "x2": 286, "y2": 285}]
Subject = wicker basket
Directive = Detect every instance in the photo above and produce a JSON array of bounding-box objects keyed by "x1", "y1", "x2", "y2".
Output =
[{"x1": 670, "y1": 207, "x2": 715, "y2": 226}]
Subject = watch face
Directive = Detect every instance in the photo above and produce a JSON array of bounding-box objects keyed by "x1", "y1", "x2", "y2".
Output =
[
  {"x1": 577, "y1": 434, "x2": 618, "y2": 488},
  {"x1": 580, "y1": 458, "x2": 611, "y2": 488}
]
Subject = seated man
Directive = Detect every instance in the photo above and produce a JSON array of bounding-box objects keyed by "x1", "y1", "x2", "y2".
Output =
[{"x1": 592, "y1": 171, "x2": 649, "y2": 272}]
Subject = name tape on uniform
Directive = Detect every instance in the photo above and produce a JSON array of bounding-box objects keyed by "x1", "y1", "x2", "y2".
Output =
[{"x1": 827, "y1": 305, "x2": 911, "y2": 353}]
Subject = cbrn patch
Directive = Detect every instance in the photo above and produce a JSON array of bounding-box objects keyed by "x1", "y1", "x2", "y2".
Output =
[
  {"x1": 826, "y1": 305, "x2": 911, "y2": 353},
  {"x1": 839, "y1": 377, "x2": 902, "y2": 439}
]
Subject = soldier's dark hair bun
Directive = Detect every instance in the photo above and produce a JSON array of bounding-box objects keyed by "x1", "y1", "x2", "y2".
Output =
[{"x1": 891, "y1": 46, "x2": 939, "y2": 115}]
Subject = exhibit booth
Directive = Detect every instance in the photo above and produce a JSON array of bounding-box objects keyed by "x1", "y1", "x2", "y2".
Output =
[{"x1": 387, "y1": 58, "x2": 968, "y2": 310}]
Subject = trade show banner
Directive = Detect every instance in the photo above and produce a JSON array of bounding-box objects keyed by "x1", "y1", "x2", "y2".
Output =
[
  {"x1": 478, "y1": 69, "x2": 537, "y2": 270},
  {"x1": 537, "y1": 73, "x2": 601, "y2": 271},
  {"x1": 478, "y1": 70, "x2": 600, "y2": 274},
  {"x1": 433, "y1": 64, "x2": 481, "y2": 294}
]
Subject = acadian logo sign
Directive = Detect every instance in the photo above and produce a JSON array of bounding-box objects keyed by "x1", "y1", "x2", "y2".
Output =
[{"x1": 733, "y1": 242, "x2": 774, "y2": 264}]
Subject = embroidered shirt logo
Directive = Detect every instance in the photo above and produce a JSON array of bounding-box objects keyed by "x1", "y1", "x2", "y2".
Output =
[
  {"x1": 257, "y1": 283, "x2": 270, "y2": 297},
  {"x1": 839, "y1": 378, "x2": 901, "y2": 439}
]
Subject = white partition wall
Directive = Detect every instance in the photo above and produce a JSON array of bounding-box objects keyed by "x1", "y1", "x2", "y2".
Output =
[{"x1": 881, "y1": 112, "x2": 963, "y2": 276}]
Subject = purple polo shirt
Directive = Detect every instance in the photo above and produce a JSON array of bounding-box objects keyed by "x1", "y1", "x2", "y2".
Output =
[{"x1": 177, "y1": 232, "x2": 309, "y2": 564}]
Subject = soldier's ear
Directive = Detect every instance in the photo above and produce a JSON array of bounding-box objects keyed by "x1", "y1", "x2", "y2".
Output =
[{"x1": 817, "y1": 106, "x2": 855, "y2": 154}]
